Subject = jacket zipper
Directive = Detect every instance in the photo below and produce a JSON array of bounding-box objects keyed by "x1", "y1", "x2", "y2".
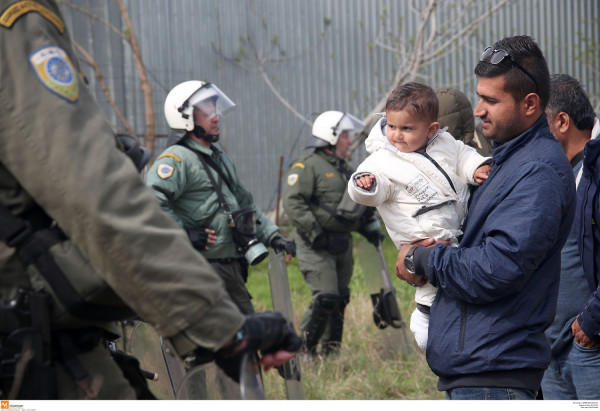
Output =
[
  {"x1": 459, "y1": 302, "x2": 467, "y2": 352},
  {"x1": 418, "y1": 152, "x2": 457, "y2": 193}
]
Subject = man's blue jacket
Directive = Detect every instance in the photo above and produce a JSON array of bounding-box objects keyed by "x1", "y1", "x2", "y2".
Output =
[
  {"x1": 575, "y1": 123, "x2": 600, "y2": 343},
  {"x1": 414, "y1": 115, "x2": 576, "y2": 391}
]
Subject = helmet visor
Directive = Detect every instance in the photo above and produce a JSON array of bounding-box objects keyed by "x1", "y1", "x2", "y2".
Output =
[
  {"x1": 334, "y1": 113, "x2": 366, "y2": 136},
  {"x1": 188, "y1": 83, "x2": 236, "y2": 120}
]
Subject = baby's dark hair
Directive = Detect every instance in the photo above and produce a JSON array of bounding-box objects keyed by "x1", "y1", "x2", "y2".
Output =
[{"x1": 385, "y1": 82, "x2": 439, "y2": 123}]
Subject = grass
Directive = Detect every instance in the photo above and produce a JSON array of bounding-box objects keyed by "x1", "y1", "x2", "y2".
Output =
[{"x1": 245, "y1": 227, "x2": 445, "y2": 400}]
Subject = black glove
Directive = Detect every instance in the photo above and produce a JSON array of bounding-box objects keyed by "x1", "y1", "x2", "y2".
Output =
[
  {"x1": 185, "y1": 227, "x2": 209, "y2": 250},
  {"x1": 270, "y1": 236, "x2": 296, "y2": 257},
  {"x1": 364, "y1": 230, "x2": 385, "y2": 247},
  {"x1": 310, "y1": 232, "x2": 328, "y2": 250},
  {"x1": 214, "y1": 311, "x2": 302, "y2": 382}
]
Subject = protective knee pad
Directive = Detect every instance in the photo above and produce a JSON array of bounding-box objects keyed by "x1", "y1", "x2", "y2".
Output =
[
  {"x1": 315, "y1": 292, "x2": 342, "y2": 312},
  {"x1": 321, "y1": 288, "x2": 350, "y2": 355},
  {"x1": 303, "y1": 293, "x2": 341, "y2": 352},
  {"x1": 338, "y1": 287, "x2": 350, "y2": 308}
]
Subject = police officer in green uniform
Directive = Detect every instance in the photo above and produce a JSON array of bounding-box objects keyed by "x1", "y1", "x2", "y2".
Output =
[
  {"x1": 282, "y1": 111, "x2": 384, "y2": 358},
  {"x1": 0, "y1": 0, "x2": 300, "y2": 399},
  {"x1": 147, "y1": 80, "x2": 296, "y2": 315}
]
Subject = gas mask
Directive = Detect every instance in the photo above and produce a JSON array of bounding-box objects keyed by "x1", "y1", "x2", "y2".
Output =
[{"x1": 231, "y1": 207, "x2": 268, "y2": 265}]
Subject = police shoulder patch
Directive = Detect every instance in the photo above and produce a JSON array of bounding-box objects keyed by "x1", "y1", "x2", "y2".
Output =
[
  {"x1": 157, "y1": 153, "x2": 181, "y2": 162},
  {"x1": 29, "y1": 45, "x2": 78, "y2": 103},
  {"x1": 157, "y1": 164, "x2": 175, "y2": 179},
  {"x1": 291, "y1": 162, "x2": 305, "y2": 169},
  {"x1": 287, "y1": 174, "x2": 299, "y2": 186},
  {"x1": 0, "y1": 0, "x2": 65, "y2": 33}
]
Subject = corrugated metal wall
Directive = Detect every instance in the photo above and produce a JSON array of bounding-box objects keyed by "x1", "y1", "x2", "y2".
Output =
[{"x1": 60, "y1": 0, "x2": 600, "y2": 210}]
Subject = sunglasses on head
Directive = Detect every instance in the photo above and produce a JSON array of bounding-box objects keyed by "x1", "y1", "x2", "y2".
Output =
[{"x1": 480, "y1": 46, "x2": 539, "y2": 93}]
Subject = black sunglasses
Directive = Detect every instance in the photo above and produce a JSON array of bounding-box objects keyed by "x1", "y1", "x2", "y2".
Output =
[{"x1": 480, "y1": 46, "x2": 539, "y2": 93}]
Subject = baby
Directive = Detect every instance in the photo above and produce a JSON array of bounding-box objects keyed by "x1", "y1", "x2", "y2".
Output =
[{"x1": 348, "y1": 82, "x2": 491, "y2": 350}]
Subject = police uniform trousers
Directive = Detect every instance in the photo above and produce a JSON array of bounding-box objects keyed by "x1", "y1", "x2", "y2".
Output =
[
  {"x1": 293, "y1": 231, "x2": 353, "y2": 342},
  {"x1": 208, "y1": 259, "x2": 255, "y2": 315}
]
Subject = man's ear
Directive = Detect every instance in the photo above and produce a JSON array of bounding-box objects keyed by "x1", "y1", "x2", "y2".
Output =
[
  {"x1": 555, "y1": 112, "x2": 571, "y2": 133},
  {"x1": 428, "y1": 121, "x2": 441, "y2": 138},
  {"x1": 523, "y1": 92, "x2": 541, "y2": 116}
]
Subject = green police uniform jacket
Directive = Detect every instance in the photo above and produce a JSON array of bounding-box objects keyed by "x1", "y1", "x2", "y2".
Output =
[
  {"x1": 0, "y1": 0, "x2": 244, "y2": 354},
  {"x1": 146, "y1": 138, "x2": 280, "y2": 260},
  {"x1": 283, "y1": 149, "x2": 370, "y2": 243}
]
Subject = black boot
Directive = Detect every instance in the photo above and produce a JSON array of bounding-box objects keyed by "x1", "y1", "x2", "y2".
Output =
[
  {"x1": 320, "y1": 288, "x2": 349, "y2": 356},
  {"x1": 301, "y1": 293, "x2": 340, "y2": 359}
]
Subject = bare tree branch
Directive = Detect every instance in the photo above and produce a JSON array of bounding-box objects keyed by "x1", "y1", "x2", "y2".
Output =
[
  {"x1": 115, "y1": 0, "x2": 156, "y2": 165},
  {"x1": 213, "y1": 6, "x2": 331, "y2": 127},
  {"x1": 211, "y1": 1, "x2": 512, "y2": 155},
  {"x1": 61, "y1": 1, "x2": 124, "y2": 40},
  {"x1": 62, "y1": 0, "x2": 157, "y2": 163},
  {"x1": 349, "y1": 0, "x2": 513, "y2": 153},
  {"x1": 73, "y1": 41, "x2": 136, "y2": 136},
  {"x1": 422, "y1": 0, "x2": 512, "y2": 63},
  {"x1": 258, "y1": 64, "x2": 307, "y2": 123}
]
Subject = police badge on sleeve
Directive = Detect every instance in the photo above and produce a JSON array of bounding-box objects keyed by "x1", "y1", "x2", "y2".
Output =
[
  {"x1": 157, "y1": 164, "x2": 175, "y2": 179},
  {"x1": 29, "y1": 45, "x2": 79, "y2": 103},
  {"x1": 287, "y1": 174, "x2": 299, "y2": 186}
]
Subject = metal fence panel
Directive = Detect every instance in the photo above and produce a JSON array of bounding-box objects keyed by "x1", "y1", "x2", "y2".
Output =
[{"x1": 60, "y1": 0, "x2": 600, "y2": 210}]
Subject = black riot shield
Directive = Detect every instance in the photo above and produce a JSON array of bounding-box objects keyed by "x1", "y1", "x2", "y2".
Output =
[
  {"x1": 267, "y1": 250, "x2": 305, "y2": 400},
  {"x1": 356, "y1": 241, "x2": 412, "y2": 357}
]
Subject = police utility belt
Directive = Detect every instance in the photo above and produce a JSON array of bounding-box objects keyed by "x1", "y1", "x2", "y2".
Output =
[
  {"x1": 314, "y1": 190, "x2": 367, "y2": 223},
  {"x1": 0, "y1": 203, "x2": 135, "y2": 323}
]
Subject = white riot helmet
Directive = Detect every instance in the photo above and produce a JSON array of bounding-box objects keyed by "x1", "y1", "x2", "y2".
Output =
[
  {"x1": 164, "y1": 80, "x2": 236, "y2": 145},
  {"x1": 308, "y1": 110, "x2": 365, "y2": 148}
]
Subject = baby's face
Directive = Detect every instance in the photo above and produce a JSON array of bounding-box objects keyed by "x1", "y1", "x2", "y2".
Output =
[{"x1": 386, "y1": 109, "x2": 436, "y2": 153}]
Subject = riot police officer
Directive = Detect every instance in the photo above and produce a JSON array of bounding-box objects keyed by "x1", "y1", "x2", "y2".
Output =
[
  {"x1": 282, "y1": 111, "x2": 384, "y2": 359},
  {"x1": 147, "y1": 80, "x2": 296, "y2": 315},
  {"x1": 0, "y1": 0, "x2": 300, "y2": 399}
]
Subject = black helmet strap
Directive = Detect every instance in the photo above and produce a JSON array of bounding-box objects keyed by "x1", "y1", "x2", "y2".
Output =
[{"x1": 192, "y1": 124, "x2": 219, "y2": 143}]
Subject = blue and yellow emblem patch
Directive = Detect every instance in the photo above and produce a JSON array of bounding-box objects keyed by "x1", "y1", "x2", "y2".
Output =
[
  {"x1": 157, "y1": 164, "x2": 175, "y2": 179},
  {"x1": 29, "y1": 45, "x2": 78, "y2": 103},
  {"x1": 287, "y1": 174, "x2": 299, "y2": 186}
]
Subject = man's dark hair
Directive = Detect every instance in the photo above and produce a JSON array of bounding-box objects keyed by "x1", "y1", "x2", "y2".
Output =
[
  {"x1": 546, "y1": 74, "x2": 596, "y2": 131},
  {"x1": 474, "y1": 35, "x2": 550, "y2": 109},
  {"x1": 386, "y1": 82, "x2": 439, "y2": 123}
]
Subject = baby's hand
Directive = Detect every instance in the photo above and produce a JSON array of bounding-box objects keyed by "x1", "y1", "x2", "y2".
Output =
[
  {"x1": 474, "y1": 164, "x2": 491, "y2": 185},
  {"x1": 355, "y1": 174, "x2": 376, "y2": 190}
]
